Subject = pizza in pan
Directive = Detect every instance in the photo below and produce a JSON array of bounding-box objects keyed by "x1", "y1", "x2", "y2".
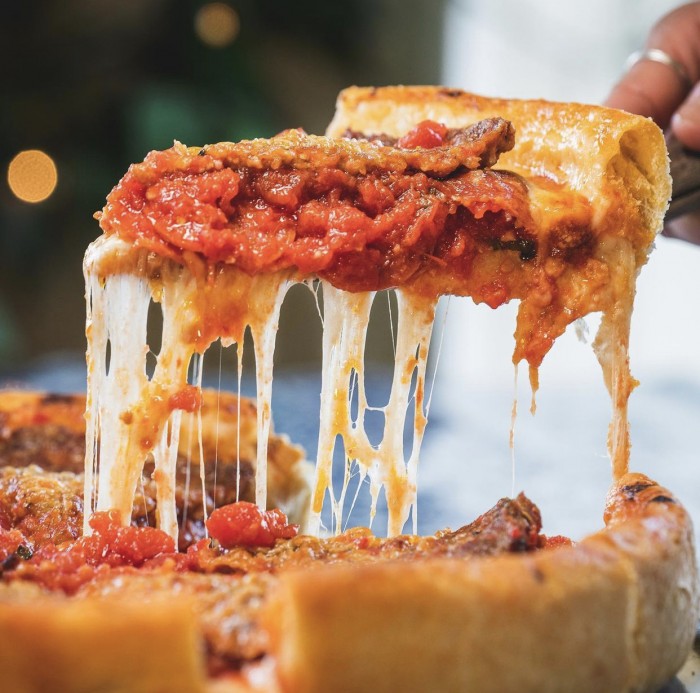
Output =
[{"x1": 0, "y1": 86, "x2": 697, "y2": 693}]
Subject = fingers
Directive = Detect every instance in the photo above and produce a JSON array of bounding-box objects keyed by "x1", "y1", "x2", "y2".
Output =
[
  {"x1": 672, "y1": 82, "x2": 700, "y2": 150},
  {"x1": 605, "y1": 59, "x2": 687, "y2": 127},
  {"x1": 604, "y1": 3, "x2": 700, "y2": 132},
  {"x1": 604, "y1": 4, "x2": 700, "y2": 244}
]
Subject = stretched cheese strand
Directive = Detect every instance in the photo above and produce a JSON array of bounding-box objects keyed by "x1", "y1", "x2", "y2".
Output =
[
  {"x1": 309, "y1": 283, "x2": 437, "y2": 536},
  {"x1": 510, "y1": 364, "x2": 519, "y2": 499},
  {"x1": 249, "y1": 276, "x2": 291, "y2": 509},
  {"x1": 83, "y1": 265, "x2": 106, "y2": 522},
  {"x1": 84, "y1": 236, "x2": 291, "y2": 540},
  {"x1": 391, "y1": 290, "x2": 435, "y2": 536},
  {"x1": 193, "y1": 353, "x2": 208, "y2": 526},
  {"x1": 235, "y1": 342, "x2": 243, "y2": 501},
  {"x1": 84, "y1": 270, "x2": 150, "y2": 531},
  {"x1": 310, "y1": 285, "x2": 374, "y2": 535},
  {"x1": 593, "y1": 237, "x2": 639, "y2": 479},
  {"x1": 152, "y1": 408, "x2": 182, "y2": 537}
]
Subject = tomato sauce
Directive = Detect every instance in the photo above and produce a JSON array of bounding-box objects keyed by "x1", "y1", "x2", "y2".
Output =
[
  {"x1": 206, "y1": 502, "x2": 299, "y2": 549},
  {"x1": 98, "y1": 128, "x2": 547, "y2": 295},
  {"x1": 397, "y1": 120, "x2": 448, "y2": 149},
  {"x1": 11, "y1": 511, "x2": 176, "y2": 594}
]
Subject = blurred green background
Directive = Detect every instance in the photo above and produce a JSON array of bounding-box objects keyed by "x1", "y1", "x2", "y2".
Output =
[{"x1": 0, "y1": 0, "x2": 444, "y2": 372}]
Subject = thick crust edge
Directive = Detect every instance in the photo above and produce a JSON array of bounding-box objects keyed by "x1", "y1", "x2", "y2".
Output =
[
  {"x1": 0, "y1": 474, "x2": 695, "y2": 693},
  {"x1": 262, "y1": 473, "x2": 698, "y2": 693},
  {"x1": 327, "y1": 85, "x2": 671, "y2": 250}
]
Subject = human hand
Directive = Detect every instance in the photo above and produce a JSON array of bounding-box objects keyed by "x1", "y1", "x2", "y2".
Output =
[{"x1": 604, "y1": 2, "x2": 700, "y2": 242}]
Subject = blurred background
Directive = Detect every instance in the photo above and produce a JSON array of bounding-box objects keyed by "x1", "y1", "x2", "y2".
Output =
[
  {"x1": 2, "y1": 0, "x2": 699, "y2": 541},
  {"x1": 0, "y1": 0, "x2": 444, "y2": 366}
]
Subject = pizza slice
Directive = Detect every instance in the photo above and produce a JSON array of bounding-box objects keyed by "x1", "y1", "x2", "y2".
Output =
[{"x1": 85, "y1": 86, "x2": 669, "y2": 542}]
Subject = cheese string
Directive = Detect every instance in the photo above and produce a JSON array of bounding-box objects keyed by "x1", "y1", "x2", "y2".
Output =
[
  {"x1": 592, "y1": 238, "x2": 638, "y2": 479},
  {"x1": 510, "y1": 363, "x2": 518, "y2": 499},
  {"x1": 235, "y1": 340, "x2": 243, "y2": 502},
  {"x1": 194, "y1": 353, "x2": 207, "y2": 527},
  {"x1": 213, "y1": 340, "x2": 223, "y2": 509}
]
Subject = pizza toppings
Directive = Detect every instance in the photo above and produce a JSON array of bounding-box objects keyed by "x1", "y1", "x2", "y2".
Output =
[
  {"x1": 0, "y1": 471, "x2": 558, "y2": 673},
  {"x1": 97, "y1": 125, "x2": 536, "y2": 293},
  {"x1": 2, "y1": 511, "x2": 176, "y2": 594},
  {"x1": 206, "y1": 502, "x2": 299, "y2": 549},
  {"x1": 94, "y1": 123, "x2": 598, "y2": 316},
  {"x1": 396, "y1": 119, "x2": 448, "y2": 148},
  {"x1": 0, "y1": 484, "x2": 551, "y2": 584},
  {"x1": 0, "y1": 528, "x2": 31, "y2": 572}
]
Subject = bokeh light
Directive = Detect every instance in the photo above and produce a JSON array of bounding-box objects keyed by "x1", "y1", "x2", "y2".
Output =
[
  {"x1": 194, "y1": 3, "x2": 240, "y2": 48},
  {"x1": 7, "y1": 150, "x2": 58, "y2": 203}
]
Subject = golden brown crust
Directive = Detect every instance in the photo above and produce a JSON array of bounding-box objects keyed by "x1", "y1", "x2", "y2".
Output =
[
  {"x1": 328, "y1": 86, "x2": 670, "y2": 253},
  {"x1": 0, "y1": 590, "x2": 206, "y2": 693},
  {"x1": 261, "y1": 473, "x2": 698, "y2": 693}
]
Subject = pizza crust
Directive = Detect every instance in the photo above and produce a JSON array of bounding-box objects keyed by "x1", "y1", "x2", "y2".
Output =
[
  {"x1": 261, "y1": 473, "x2": 698, "y2": 693},
  {"x1": 0, "y1": 589, "x2": 206, "y2": 693},
  {"x1": 327, "y1": 85, "x2": 671, "y2": 248}
]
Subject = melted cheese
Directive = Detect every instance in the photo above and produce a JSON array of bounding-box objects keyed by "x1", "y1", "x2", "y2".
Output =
[
  {"x1": 249, "y1": 278, "x2": 290, "y2": 509},
  {"x1": 592, "y1": 237, "x2": 639, "y2": 479},
  {"x1": 309, "y1": 284, "x2": 437, "y2": 536},
  {"x1": 84, "y1": 225, "x2": 640, "y2": 542},
  {"x1": 84, "y1": 234, "x2": 440, "y2": 540},
  {"x1": 83, "y1": 236, "x2": 291, "y2": 540}
]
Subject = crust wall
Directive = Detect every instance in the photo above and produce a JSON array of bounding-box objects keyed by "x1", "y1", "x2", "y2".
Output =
[
  {"x1": 327, "y1": 85, "x2": 670, "y2": 253},
  {"x1": 264, "y1": 473, "x2": 698, "y2": 693},
  {"x1": 0, "y1": 594, "x2": 206, "y2": 693}
]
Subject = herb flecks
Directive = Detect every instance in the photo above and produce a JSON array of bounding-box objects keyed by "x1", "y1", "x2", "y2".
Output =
[{"x1": 491, "y1": 238, "x2": 537, "y2": 261}]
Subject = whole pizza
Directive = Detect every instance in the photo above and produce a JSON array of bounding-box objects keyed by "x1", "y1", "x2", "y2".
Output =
[{"x1": 0, "y1": 86, "x2": 696, "y2": 693}]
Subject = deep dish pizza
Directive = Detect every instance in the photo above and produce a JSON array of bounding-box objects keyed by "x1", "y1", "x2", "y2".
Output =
[{"x1": 0, "y1": 86, "x2": 696, "y2": 693}]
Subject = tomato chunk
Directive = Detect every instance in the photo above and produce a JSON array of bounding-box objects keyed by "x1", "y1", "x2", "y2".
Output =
[
  {"x1": 542, "y1": 534, "x2": 573, "y2": 549},
  {"x1": 206, "y1": 502, "x2": 298, "y2": 549},
  {"x1": 397, "y1": 120, "x2": 448, "y2": 149},
  {"x1": 85, "y1": 511, "x2": 177, "y2": 565},
  {"x1": 168, "y1": 385, "x2": 203, "y2": 413}
]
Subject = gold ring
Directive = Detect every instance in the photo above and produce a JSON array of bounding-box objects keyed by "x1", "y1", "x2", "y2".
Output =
[{"x1": 625, "y1": 48, "x2": 693, "y2": 91}]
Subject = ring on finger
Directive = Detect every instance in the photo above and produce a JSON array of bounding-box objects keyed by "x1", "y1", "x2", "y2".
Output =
[{"x1": 625, "y1": 48, "x2": 693, "y2": 91}]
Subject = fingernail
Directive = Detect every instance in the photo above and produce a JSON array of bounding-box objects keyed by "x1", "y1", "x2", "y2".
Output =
[{"x1": 671, "y1": 112, "x2": 700, "y2": 151}]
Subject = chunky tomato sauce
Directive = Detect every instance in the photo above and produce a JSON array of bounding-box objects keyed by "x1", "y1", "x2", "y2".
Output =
[
  {"x1": 1, "y1": 495, "x2": 560, "y2": 594},
  {"x1": 97, "y1": 126, "x2": 556, "y2": 295},
  {"x1": 4, "y1": 512, "x2": 175, "y2": 593},
  {"x1": 206, "y1": 502, "x2": 298, "y2": 549},
  {"x1": 397, "y1": 120, "x2": 448, "y2": 149},
  {"x1": 168, "y1": 385, "x2": 203, "y2": 413},
  {"x1": 95, "y1": 125, "x2": 600, "y2": 368}
]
